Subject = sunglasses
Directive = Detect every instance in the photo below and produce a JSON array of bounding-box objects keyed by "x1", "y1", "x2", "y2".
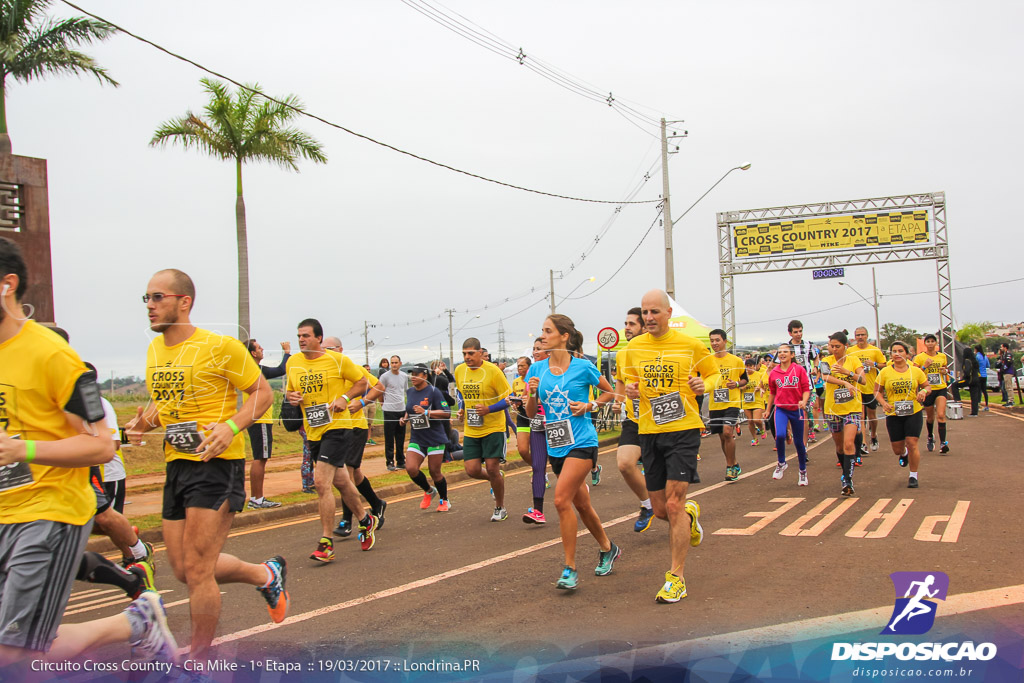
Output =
[{"x1": 142, "y1": 293, "x2": 187, "y2": 303}]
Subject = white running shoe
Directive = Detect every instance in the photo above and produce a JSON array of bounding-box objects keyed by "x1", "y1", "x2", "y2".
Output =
[
  {"x1": 798, "y1": 470, "x2": 808, "y2": 486},
  {"x1": 772, "y1": 462, "x2": 788, "y2": 480}
]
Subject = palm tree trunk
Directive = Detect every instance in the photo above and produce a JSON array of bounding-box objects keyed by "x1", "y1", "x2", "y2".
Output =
[
  {"x1": 235, "y1": 158, "x2": 251, "y2": 344},
  {"x1": 0, "y1": 75, "x2": 11, "y2": 156}
]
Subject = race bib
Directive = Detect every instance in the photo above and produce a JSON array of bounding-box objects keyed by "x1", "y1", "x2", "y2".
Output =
[
  {"x1": 794, "y1": 353, "x2": 807, "y2": 366},
  {"x1": 545, "y1": 419, "x2": 575, "y2": 449},
  {"x1": 650, "y1": 392, "x2": 685, "y2": 425},
  {"x1": 632, "y1": 400, "x2": 639, "y2": 421},
  {"x1": 861, "y1": 357, "x2": 874, "y2": 369},
  {"x1": 165, "y1": 421, "x2": 203, "y2": 454},
  {"x1": 713, "y1": 388, "x2": 730, "y2": 403},
  {"x1": 410, "y1": 411, "x2": 430, "y2": 430},
  {"x1": 466, "y1": 410, "x2": 484, "y2": 428},
  {"x1": 0, "y1": 458, "x2": 34, "y2": 493},
  {"x1": 927, "y1": 373, "x2": 941, "y2": 385},
  {"x1": 743, "y1": 392, "x2": 755, "y2": 403},
  {"x1": 304, "y1": 403, "x2": 331, "y2": 428},
  {"x1": 834, "y1": 387, "x2": 854, "y2": 404},
  {"x1": 894, "y1": 400, "x2": 914, "y2": 416},
  {"x1": 530, "y1": 415, "x2": 545, "y2": 431}
]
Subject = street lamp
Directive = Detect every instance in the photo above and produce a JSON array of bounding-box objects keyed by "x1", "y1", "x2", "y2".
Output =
[
  {"x1": 666, "y1": 163, "x2": 752, "y2": 299},
  {"x1": 838, "y1": 268, "x2": 880, "y2": 345},
  {"x1": 549, "y1": 273, "x2": 595, "y2": 314},
  {"x1": 560, "y1": 276, "x2": 596, "y2": 303}
]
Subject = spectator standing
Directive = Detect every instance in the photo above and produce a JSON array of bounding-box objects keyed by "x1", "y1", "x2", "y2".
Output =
[
  {"x1": 998, "y1": 343, "x2": 1015, "y2": 407},
  {"x1": 975, "y1": 345, "x2": 990, "y2": 411},
  {"x1": 379, "y1": 355, "x2": 410, "y2": 470}
]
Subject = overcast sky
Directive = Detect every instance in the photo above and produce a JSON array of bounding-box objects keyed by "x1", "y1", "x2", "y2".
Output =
[{"x1": 14, "y1": 1, "x2": 1023, "y2": 376}]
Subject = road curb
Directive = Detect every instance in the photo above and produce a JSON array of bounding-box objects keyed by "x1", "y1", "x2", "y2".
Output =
[{"x1": 88, "y1": 434, "x2": 621, "y2": 554}]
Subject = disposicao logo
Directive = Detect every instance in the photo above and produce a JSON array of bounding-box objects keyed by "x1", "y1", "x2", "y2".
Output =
[
  {"x1": 883, "y1": 571, "x2": 949, "y2": 635},
  {"x1": 831, "y1": 571, "x2": 998, "y2": 662}
]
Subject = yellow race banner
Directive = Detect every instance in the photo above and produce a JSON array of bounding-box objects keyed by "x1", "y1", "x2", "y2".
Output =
[{"x1": 733, "y1": 211, "x2": 929, "y2": 258}]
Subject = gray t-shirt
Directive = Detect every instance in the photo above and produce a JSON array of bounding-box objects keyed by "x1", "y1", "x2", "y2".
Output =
[{"x1": 379, "y1": 371, "x2": 410, "y2": 411}]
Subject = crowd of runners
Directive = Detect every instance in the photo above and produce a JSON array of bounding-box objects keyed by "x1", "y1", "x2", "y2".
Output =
[{"x1": 0, "y1": 236, "x2": 1017, "y2": 675}]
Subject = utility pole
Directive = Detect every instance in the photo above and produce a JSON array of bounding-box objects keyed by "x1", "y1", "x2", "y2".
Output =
[
  {"x1": 661, "y1": 118, "x2": 675, "y2": 300},
  {"x1": 362, "y1": 320, "x2": 375, "y2": 365},
  {"x1": 872, "y1": 267, "x2": 880, "y2": 347},
  {"x1": 446, "y1": 308, "x2": 455, "y2": 369},
  {"x1": 660, "y1": 118, "x2": 687, "y2": 300},
  {"x1": 549, "y1": 269, "x2": 557, "y2": 315}
]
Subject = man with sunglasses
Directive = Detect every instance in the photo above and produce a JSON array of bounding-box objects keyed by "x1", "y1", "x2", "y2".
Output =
[{"x1": 126, "y1": 269, "x2": 289, "y2": 662}]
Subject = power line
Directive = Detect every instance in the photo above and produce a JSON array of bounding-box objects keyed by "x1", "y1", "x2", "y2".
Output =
[
  {"x1": 566, "y1": 206, "x2": 664, "y2": 301},
  {"x1": 736, "y1": 300, "x2": 862, "y2": 326},
  {"x1": 59, "y1": 0, "x2": 662, "y2": 207},
  {"x1": 881, "y1": 276, "x2": 1024, "y2": 298}
]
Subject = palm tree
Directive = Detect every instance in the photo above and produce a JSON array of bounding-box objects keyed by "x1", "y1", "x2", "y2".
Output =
[
  {"x1": 0, "y1": 0, "x2": 118, "y2": 153},
  {"x1": 151, "y1": 78, "x2": 327, "y2": 342}
]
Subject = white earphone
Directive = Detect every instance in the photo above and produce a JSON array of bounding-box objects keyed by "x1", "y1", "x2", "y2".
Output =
[{"x1": 1, "y1": 284, "x2": 8, "y2": 295}]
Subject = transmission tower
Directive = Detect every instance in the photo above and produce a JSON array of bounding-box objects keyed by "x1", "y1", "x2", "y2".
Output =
[{"x1": 497, "y1": 320, "x2": 507, "y2": 361}]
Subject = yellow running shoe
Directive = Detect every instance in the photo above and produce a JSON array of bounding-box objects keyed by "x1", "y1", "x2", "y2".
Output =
[
  {"x1": 684, "y1": 499, "x2": 703, "y2": 547},
  {"x1": 655, "y1": 571, "x2": 687, "y2": 603}
]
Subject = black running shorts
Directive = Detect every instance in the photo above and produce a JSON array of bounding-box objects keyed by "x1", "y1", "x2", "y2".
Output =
[
  {"x1": 706, "y1": 408, "x2": 740, "y2": 435},
  {"x1": 345, "y1": 427, "x2": 368, "y2": 468},
  {"x1": 885, "y1": 411, "x2": 924, "y2": 443},
  {"x1": 162, "y1": 458, "x2": 246, "y2": 520},
  {"x1": 861, "y1": 394, "x2": 879, "y2": 410},
  {"x1": 619, "y1": 418, "x2": 640, "y2": 447},
  {"x1": 247, "y1": 422, "x2": 273, "y2": 460},
  {"x1": 922, "y1": 387, "x2": 948, "y2": 407},
  {"x1": 639, "y1": 429, "x2": 701, "y2": 491},
  {"x1": 310, "y1": 428, "x2": 352, "y2": 468},
  {"x1": 549, "y1": 447, "x2": 598, "y2": 476}
]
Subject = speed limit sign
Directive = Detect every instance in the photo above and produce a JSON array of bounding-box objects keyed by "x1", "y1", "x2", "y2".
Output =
[{"x1": 597, "y1": 327, "x2": 620, "y2": 350}]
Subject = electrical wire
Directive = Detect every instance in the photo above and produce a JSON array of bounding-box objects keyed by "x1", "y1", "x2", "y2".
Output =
[
  {"x1": 59, "y1": 0, "x2": 662, "y2": 207},
  {"x1": 564, "y1": 206, "x2": 664, "y2": 301}
]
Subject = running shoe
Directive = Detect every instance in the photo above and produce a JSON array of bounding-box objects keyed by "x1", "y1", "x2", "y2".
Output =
[
  {"x1": 490, "y1": 507, "x2": 508, "y2": 522},
  {"x1": 590, "y1": 464, "x2": 603, "y2": 487},
  {"x1": 545, "y1": 472, "x2": 551, "y2": 489},
  {"x1": 437, "y1": 499, "x2": 451, "y2": 512},
  {"x1": 655, "y1": 571, "x2": 687, "y2": 603},
  {"x1": 835, "y1": 461, "x2": 841, "y2": 468},
  {"x1": 310, "y1": 537, "x2": 334, "y2": 562},
  {"x1": 854, "y1": 457, "x2": 863, "y2": 467},
  {"x1": 126, "y1": 591, "x2": 178, "y2": 663},
  {"x1": 724, "y1": 466, "x2": 737, "y2": 482},
  {"x1": 374, "y1": 500, "x2": 388, "y2": 530},
  {"x1": 333, "y1": 519, "x2": 352, "y2": 538},
  {"x1": 927, "y1": 437, "x2": 934, "y2": 452},
  {"x1": 860, "y1": 444, "x2": 868, "y2": 456},
  {"x1": 522, "y1": 508, "x2": 547, "y2": 524},
  {"x1": 367, "y1": 438, "x2": 377, "y2": 445},
  {"x1": 908, "y1": 476, "x2": 919, "y2": 489},
  {"x1": 556, "y1": 565, "x2": 578, "y2": 590},
  {"x1": 696, "y1": 452, "x2": 701, "y2": 461},
  {"x1": 870, "y1": 438, "x2": 879, "y2": 452},
  {"x1": 808, "y1": 431, "x2": 817, "y2": 443},
  {"x1": 634, "y1": 505, "x2": 655, "y2": 533},
  {"x1": 126, "y1": 561, "x2": 156, "y2": 600},
  {"x1": 122, "y1": 540, "x2": 157, "y2": 571},
  {"x1": 359, "y1": 514, "x2": 378, "y2": 551},
  {"x1": 420, "y1": 487, "x2": 438, "y2": 510},
  {"x1": 772, "y1": 462, "x2": 788, "y2": 480},
  {"x1": 595, "y1": 541, "x2": 621, "y2": 576},
  {"x1": 684, "y1": 500, "x2": 703, "y2": 547},
  {"x1": 386, "y1": 465, "x2": 399, "y2": 472},
  {"x1": 750, "y1": 438, "x2": 758, "y2": 447},
  {"x1": 700, "y1": 429, "x2": 711, "y2": 438},
  {"x1": 761, "y1": 431, "x2": 767, "y2": 440},
  {"x1": 798, "y1": 470, "x2": 808, "y2": 487},
  {"x1": 258, "y1": 556, "x2": 289, "y2": 623},
  {"x1": 302, "y1": 486, "x2": 315, "y2": 494},
  {"x1": 940, "y1": 441, "x2": 950, "y2": 454},
  {"x1": 247, "y1": 498, "x2": 282, "y2": 509},
  {"x1": 898, "y1": 449, "x2": 908, "y2": 468},
  {"x1": 841, "y1": 479, "x2": 855, "y2": 497},
  {"x1": 736, "y1": 424, "x2": 742, "y2": 436}
]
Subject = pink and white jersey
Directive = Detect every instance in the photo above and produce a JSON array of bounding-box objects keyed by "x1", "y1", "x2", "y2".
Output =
[{"x1": 768, "y1": 363, "x2": 811, "y2": 410}]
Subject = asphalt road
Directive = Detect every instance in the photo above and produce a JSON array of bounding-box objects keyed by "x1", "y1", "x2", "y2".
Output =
[{"x1": 60, "y1": 409, "x2": 1024, "y2": 681}]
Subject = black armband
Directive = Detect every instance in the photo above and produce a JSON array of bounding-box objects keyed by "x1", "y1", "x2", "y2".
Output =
[{"x1": 64, "y1": 370, "x2": 106, "y2": 423}]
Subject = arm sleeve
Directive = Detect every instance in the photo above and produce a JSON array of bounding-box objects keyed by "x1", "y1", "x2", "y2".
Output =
[{"x1": 261, "y1": 353, "x2": 290, "y2": 379}]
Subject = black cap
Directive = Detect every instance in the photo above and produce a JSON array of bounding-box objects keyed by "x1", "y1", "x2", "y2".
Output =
[{"x1": 403, "y1": 364, "x2": 430, "y2": 375}]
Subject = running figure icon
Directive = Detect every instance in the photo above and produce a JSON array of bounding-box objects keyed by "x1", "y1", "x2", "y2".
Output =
[{"x1": 887, "y1": 574, "x2": 939, "y2": 632}]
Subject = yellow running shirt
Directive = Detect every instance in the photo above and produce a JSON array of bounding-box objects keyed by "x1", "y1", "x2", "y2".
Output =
[
  {"x1": 622, "y1": 329, "x2": 719, "y2": 434},
  {"x1": 875, "y1": 365, "x2": 928, "y2": 417},
  {"x1": 147, "y1": 328, "x2": 262, "y2": 462},
  {"x1": 614, "y1": 349, "x2": 640, "y2": 422},
  {"x1": 285, "y1": 350, "x2": 364, "y2": 441},
  {"x1": 847, "y1": 344, "x2": 887, "y2": 395},
  {"x1": 348, "y1": 366, "x2": 379, "y2": 430},
  {"x1": 0, "y1": 321, "x2": 99, "y2": 525},
  {"x1": 454, "y1": 361, "x2": 511, "y2": 438},
  {"x1": 820, "y1": 353, "x2": 864, "y2": 416},
  {"x1": 705, "y1": 353, "x2": 746, "y2": 410},
  {"x1": 912, "y1": 352, "x2": 949, "y2": 390},
  {"x1": 741, "y1": 369, "x2": 767, "y2": 410}
]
